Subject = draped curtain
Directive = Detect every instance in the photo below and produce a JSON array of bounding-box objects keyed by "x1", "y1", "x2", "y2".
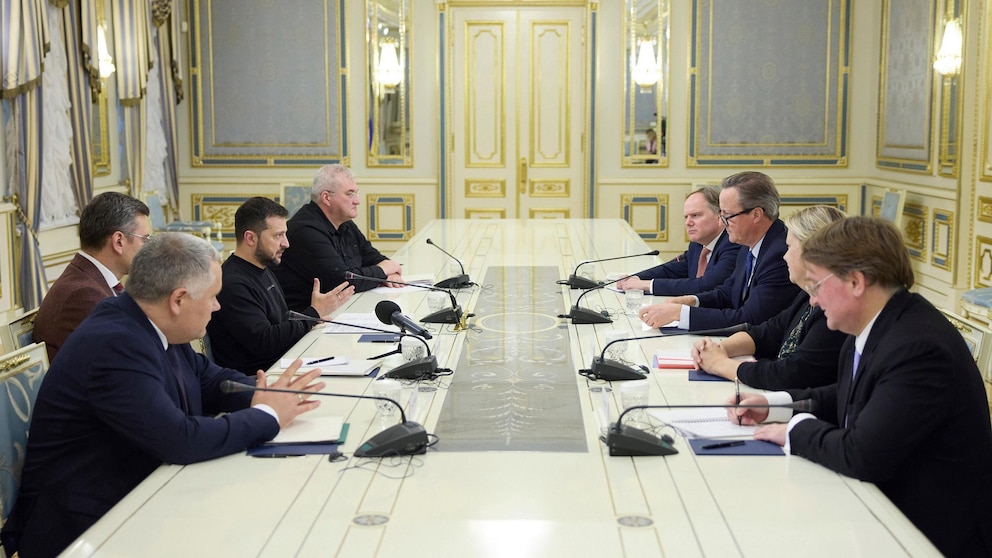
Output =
[
  {"x1": 154, "y1": 5, "x2": 181, "y2": 208},
  {"x1": 113, "y1": 0, "x2": 150, "y2": 199},
  {"x1": 2, "y1": 0, "x2": 51, "y2": 310},
  {"x1": 61, "y1": 0, "x2": 99, "y2": 209},
  {"x1": 39, "y1": 2, "x2": 77, "y2": 228}
]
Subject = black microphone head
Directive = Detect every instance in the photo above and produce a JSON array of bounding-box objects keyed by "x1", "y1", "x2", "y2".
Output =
[
  {"x1": 375, "y1": 300, "x2": 401, "y2": 325},
  {"x1": 647, "y1": 250, "x2": 660, "y2": 256},
  {"x1": 426, "y1": 238, "x2": 435, "y2": 245},
  {"x1": 220, "y1": 380, "x2": 252, "y2": 394}
]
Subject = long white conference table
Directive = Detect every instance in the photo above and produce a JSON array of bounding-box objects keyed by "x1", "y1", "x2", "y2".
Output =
[{"x1": 63, "y1": 219, "x2": 939, "y2": 557}]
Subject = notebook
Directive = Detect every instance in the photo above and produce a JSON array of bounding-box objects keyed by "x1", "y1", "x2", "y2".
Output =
[{"x1": 648, "y1": 407, "x2": 757, "y2": 439}]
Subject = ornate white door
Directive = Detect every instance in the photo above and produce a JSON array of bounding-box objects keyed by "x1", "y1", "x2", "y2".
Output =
[{"x1": 449, "y1": 6, "x2": 587, "y2": 219}]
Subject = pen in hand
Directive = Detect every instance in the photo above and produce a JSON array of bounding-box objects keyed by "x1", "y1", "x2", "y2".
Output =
[{"x1": 735, "y1": 377, "x2": 742, "y2": 426}]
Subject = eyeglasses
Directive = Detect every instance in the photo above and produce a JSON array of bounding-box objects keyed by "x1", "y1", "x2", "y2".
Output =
[
  {"x1": 719, "y1": 207, "x2": 755, "y2": 226},
  {"x1": 803, "y1": 273, "x2": 835, "y2": 297},
  {"x1": 121, "y1": 231, "x2": 152, "y2": 243}
]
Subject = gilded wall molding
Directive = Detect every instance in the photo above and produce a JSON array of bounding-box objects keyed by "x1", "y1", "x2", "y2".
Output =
[
  {"x1": 621, "y1": 194, "x2": 667, "y2": 241},
  {"x1": 689, "y1": 0, "x2": 850, "y2": 166},
  {"x1": 191, "y1": 194, "x2": 278, "y2": 240},
  {"x1": 188, "y1": 0, "x2": 348, "y2": 167},
  {"x1": 903, "y1": 202, "x2": 928, "y2": 261},
  {"x1": 976, "y1": 236, "x2": 992, "y2": 287},
  {"x1": 931, "y1": 209, "x2": 953, "y2": 271},
  {"x1": 876, "y1": 0, "x2": 935, "y2": 172},
  {"x1": 368, "y1": 195, "x2": 414, "y2": 241}
]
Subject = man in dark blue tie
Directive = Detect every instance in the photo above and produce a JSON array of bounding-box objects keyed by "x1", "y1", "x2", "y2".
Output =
[
  {"x1": 2, "y1": 233, "x2": 326, "y2": 558},
  {"x1": 640, "y1": 171, "x2": 800, "y2": 331},
  {"x1": 731, "y1": 217, "x2": 992, "y2": 558}
]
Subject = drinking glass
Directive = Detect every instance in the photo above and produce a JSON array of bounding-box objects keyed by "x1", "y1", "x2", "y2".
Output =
[{"x1": 625, "y1": 289, "x2": 644, "y2": 315}]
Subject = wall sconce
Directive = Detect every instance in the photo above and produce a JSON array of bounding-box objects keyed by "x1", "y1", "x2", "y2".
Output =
[
  {"x1": 933, "y1": 19, "x2": 962, "y2": 76},
  {"x1": 376, "y1": 39, "x2": 403, "y2": 91},
  {"x1": 631, "y1": 38, "x2": 660, "y2": 93},
  {"x1": 97, "y1": 23, "x2": 116, "y2": 78}
]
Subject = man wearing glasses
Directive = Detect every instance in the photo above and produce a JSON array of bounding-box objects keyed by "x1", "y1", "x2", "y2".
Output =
[
  {"x1": 640, "y1": 171, "x2": 800, "y2": 331},
  {"x1": 732, "y1": 218, "x2": 992, "y2": 557},
  {"x1": 34, "y1": 192, "x2": 151, "y2": 361},
  {"x1": 274, "y1": 164, "x2": 403, "y2": 311}
]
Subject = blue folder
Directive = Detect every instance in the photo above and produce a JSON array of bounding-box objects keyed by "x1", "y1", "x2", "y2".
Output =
[{"x1": 688, "y1": 438, "x2": 784, "y2": 456}]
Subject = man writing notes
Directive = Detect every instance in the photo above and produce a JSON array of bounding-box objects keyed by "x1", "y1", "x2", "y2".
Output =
[
  {"x1": 616, "y1": 186, "x2": 739, "y2": 295},
  {"x1": 733, "y1": 217, "x2": 992, "y2": 558},
  {"x1": 207, "y1": 197, "x2": 354, "y2": 374},
  {"x1": 640, "y1": 171, "x2": 801, "y2": 331},
  {"x1": 33, "y1": 192, "x2": 151, "y2": 361},
  {"x1": 274, "y1": 164, "x2": 403, "y2": 311},
  {"x1": 2, "y1": 234, "x2": 325, "y2": 558}
]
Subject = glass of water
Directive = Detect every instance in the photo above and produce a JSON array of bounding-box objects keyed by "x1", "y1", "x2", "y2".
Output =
[
  {"x1": 372, "y1": 379, "x2": 403, "y2": 423},
  {"x1": 624, "y1": 289, "x2": 644, "y2": 315}
]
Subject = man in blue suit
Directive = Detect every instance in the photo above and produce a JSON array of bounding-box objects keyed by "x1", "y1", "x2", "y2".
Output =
[
  {"x1": 2, "y1": 233, "x2": 325, "y2": 558},
  {"x1": 640, "y1": 172, "x2": 800, "y2": 331},
  {"x1": 616, "y1": 186, "x2": 739, "y2": 295}
]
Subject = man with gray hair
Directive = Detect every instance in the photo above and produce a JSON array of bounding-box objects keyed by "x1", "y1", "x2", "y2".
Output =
[
  {"x1": 640, "y1": 171, "x2": 801, "y2": 331},
  {"x1": 274, "y1": 164, "x2": 403, "y2": 310},
  {"x1": 2, "y1": 233, "x2": 325, "y2": 558},
  {"x1": 34, "y1": 191, "x2": 151, "y2": 361}
]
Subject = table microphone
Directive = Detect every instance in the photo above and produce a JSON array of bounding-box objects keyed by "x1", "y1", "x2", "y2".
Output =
[
  {"x1": 559, "y1": 250, "x2": 659, "y2": 289},
  {"x1": 582, "y1": 324, "x2": 749, "y2": 381},
  {"x1": 344, "y1": 271, "x2": 463, "y2": 325},
  {"x1": 426, "y1": 238, "x2": 472, "y2": 289},
  {"x1": 220, "y1": 381, "x2": 428, "y2": 458},
  {"x1": 286, "y1": 310, "x2": 440, "y2": 380},
  {"x1": 604, "y1": 399, "x2": 815, "y2": 457},
  {"x1": 564, "y1": 274, "x2": 634, "y2": 324}
]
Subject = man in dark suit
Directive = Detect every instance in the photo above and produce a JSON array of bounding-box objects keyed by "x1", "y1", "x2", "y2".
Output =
[
  {"x1": 208, "y1": 197, "x2": 354, "y2": 374},
  {"x1": 33, "y1": 192, "x2": 151, "y2": 361},
  {"x1": 2, "y1": 233, "x2": 325, "y2": 558},
  {"x1": 273, "y1": 164, "x2": 403, "y2": 311},
  {"x1": 616, "y1": 186, "x2": 739, "y2": 295},
  {"x1": 640, "y1": 172, "x2": 801, "y2": 331},
  {"x1": 734, "y1": 218, "x2": 992, "y2": 558}
]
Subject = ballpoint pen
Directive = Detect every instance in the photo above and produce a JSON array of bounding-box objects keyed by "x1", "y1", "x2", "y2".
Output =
[
  {"x1": 701, "y1": 440, "x2": 746, "y2": 450},
  {"x1": 735, "y1": 377, "x2": 742, "y2": 426},
  {"x1": 305, "y1": 356, "x2": 337, "y2": 366}
]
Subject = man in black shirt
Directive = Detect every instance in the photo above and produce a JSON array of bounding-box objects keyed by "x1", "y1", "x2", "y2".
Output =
[
  {"x1": 274, "y1": 164, "x2": 403, "y2": 310},
  {"x1": 207, "y1": 197, "x2": 354, "y2": 373}
]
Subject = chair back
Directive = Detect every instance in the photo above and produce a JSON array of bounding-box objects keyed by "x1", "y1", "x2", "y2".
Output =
[
  {"x1": 6, "y1": 310, "x2": 38, "y2": 352},
  {"x1": 280, "y1": 184, "x2": 311, "y2": 218},
  {"x1": 145, "y1": 192, "x2": 168, "y2": 230},
  {"x1": 0, "y1": 342, "x2": 49, "y2": 523}
]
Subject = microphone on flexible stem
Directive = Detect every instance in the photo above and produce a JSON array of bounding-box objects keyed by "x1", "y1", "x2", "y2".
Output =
[
  {"x1": 566, "y1": 273, "x2": 636, "y2": 325},
  {"x1": 220, "y1": 381, "x2": 428, "y2": 458},
  {"x1": 285, "y1": 310, "x2": 439, "y2": 380},
  {"x1": 560, "y1": 250, "x2": 660, "y2": 289},
  {"x1": 604, "y1": 399, "x2": 816, "y2": 457},
  {"x1": 584, "y1": 324, "x2": 749, "y2": 381},
  {"x1": 426, "y1": 238, "x2": 472, "y2": 289},
  {"x1": 344, "y1": 271, "x2": 464, "y2": 325}
]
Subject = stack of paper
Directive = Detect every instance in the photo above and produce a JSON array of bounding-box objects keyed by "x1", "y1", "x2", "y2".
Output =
[
  {"x1": 269, "y1": 416, "x2": 344, "y2": 444},
  {"x1": 648, "y1": 408, "x2": 757, "y2": 439},
  {"x1": 654, "y1": 349, "x2": 695, "y2": 369},
  {"x1": 279, "y1": 357, "x2": 380, "y2": 376}
]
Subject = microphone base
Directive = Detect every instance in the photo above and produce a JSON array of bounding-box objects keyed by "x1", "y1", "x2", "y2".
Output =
[
  {"x1": 570, "y1": 306, "x2": 612, "y2": 324},
  {"x1": 420, "y1": 305, "x2": 463, "y2": 324},
  {"x1": 566, "y1": 274, "x2": 603, "y2": 290},
  {"x1": 354, "y1": 421, "x2": 429, "y2": 457},
  {"x1": 589, "y1": 357, "x2": 648, "y2": 381},
  {"x1": 435, "y1": 274, "x2": 471, "y2": 289},
  {"x1": 383, "y1": 355, "x2": 439, "y2": 380},
  {"x1": 605, "y1": 425, "x2": 679, "y2": 457}
]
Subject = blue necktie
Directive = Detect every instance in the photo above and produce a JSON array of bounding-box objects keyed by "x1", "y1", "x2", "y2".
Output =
[
  {"x1": 845, "y1": 350, "x2": 862, "y2": 427},
  {"x1": 742, "y1": 250, "x2": 755, "y2": 299}
]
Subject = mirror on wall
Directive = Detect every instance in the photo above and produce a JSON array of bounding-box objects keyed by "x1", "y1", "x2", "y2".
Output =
[
  {"x1": 935, "y1": 0, "x2": 962, "y2": 177},
  {"x1": 366, "y1": 0, "x2": 412, "y2": 167},
  {"x1": 91, "y1": 89, "x2": 111, "y2": 177},
  {"x1": 623, "y1": 0, "x2": 669, "y2": 167}
]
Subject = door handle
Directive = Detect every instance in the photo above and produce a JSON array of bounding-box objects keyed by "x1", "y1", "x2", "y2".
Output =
[{"x1": 520, "y1": 157, "x2": 528, "y2": 194}]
